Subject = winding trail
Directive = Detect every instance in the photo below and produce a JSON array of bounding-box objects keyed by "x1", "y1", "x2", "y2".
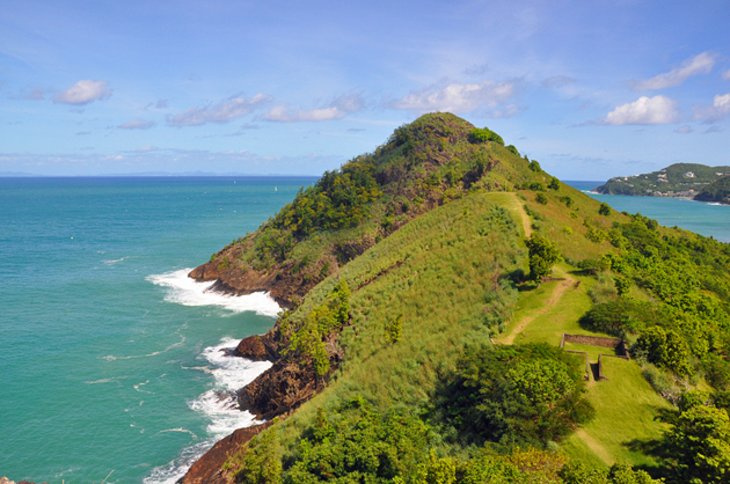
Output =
[
  {"x1": 500, "y1": 194, "x2": 612, "y2": 462},
  {"x1": 499, "y1": 273, "x2": 576, "y2": 345},
  {"x1": 574, "y1": 429, "x2": 613, "y2": 465}
]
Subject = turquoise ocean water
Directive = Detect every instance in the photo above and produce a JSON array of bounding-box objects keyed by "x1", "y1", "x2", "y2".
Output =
[
  {"x1": 0, "y1": 177, "x2": 314, "y2": 483},
  {"x1": 0, "y1": 177, "x2": 727, "y2": 482}
]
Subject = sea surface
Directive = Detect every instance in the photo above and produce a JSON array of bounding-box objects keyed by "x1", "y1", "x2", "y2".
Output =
[
  {"x1": 0, "y1": 177, "x2": 314, "y2": 483},
  {"x1": 0, "y1": 177, "x2": 727, "y2": 483},
  {"x1": 566, "y1": 180, "x2": 730, "y2": 242}
]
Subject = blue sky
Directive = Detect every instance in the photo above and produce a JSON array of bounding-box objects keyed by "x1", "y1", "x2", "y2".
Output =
[{"x1": 1, "y1": 0, "x2": 729, "y2": 179}]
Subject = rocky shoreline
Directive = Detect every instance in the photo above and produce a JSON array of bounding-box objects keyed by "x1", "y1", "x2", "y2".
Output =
[{"x1": 180, "y1": 268, "x2": 324, "y2": 483}]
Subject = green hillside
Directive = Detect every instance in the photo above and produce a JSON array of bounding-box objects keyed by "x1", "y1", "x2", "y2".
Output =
[
  {"x1": 190, "y1": 113, "x2": 545, "y2": 306},
  {"x1": 183, "y1": 113, "x2": 730, "y2": 484},
  {"x1": 596, "y1": 163, "x2": 730, "y2": 197},
  {"x1": 694, "y1": 175, "x2": 730, "y2": 204}
]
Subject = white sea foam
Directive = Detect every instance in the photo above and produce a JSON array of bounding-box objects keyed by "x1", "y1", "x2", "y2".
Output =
[
  {"x1": 159, "y1": 427, "x2": 198, "y2": 439},
  {"x1": 144, "y1": 337, "x2": 272, "y2": 484},
  {"x1": 103, "y1": 256, "x2": 131, "y2": 265},
  {"x1": 146, "y1": 268, "x2": 282, "y2": 318},
  {"x1": 84, "y1": 378, "x2": 116, "y2": 385}
]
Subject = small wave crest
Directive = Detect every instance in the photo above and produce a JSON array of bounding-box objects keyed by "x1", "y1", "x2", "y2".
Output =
[
  {"x1": 146, "y1": 269, "x2": 281, "y2": 318},
  {"x1": 101, "y1": 333, "x2": 186, "y2": 362},
  {"x1": 144, "y1": 337, "x2": 272, "y2": 483}
]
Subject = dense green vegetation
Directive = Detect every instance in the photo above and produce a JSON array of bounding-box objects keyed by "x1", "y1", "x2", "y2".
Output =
[
  {"x1": 694, "y1": 175, "x2": 730, "y2": 204},
  {"x1": 577, "y1": 213, "x2": 730, "y2": 397},
  {"x1": 436, "y1": 344, "x2": 593, "y2": 446},
  {"x1": 192, "y1": 113, "x2": 730, "y2": 483},
  {"x1": 596, "y1": 162, "x2": 730, "y2": 197}
]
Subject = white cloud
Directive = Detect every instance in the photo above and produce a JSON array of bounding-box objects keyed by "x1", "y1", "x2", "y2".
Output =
[
  {"x1": 723, "y1": 70, "x2": 730, "y2": 81},
  {"x1": 392, "y1": 80, "x2": 515, "y2": 114},
  {"x1": 118, "y1": 119, "x2": 155, "y2": 130},
  {"x1": 714, "y1": 93, "x2": 730, "y2": 112},
  {"x1": 264, "y1": 94, "x2": 363, "y2": 122},
  {"x1": 54, "y1": 80, "x2": 111, "y2": 105},
  {"x1": 694, "y1": 93, "x2": 730, "y2": 122},
  {"x1": 604, "y1": 96, "x2": 678, "y2": 125},
  {"x1": 167, "y1": 94, "x2": 269, "y2": 126},
  {"x1": 634, "y1": 52, "x2": 716, "y2": 90}
]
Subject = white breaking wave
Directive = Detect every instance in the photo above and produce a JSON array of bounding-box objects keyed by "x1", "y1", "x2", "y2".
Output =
[
  {"x1": 146, "y1": 268, "x2": 282, "y2": 318},
  {"x1": 144, "y1": 337, "x2": 272, "y2": 484}
]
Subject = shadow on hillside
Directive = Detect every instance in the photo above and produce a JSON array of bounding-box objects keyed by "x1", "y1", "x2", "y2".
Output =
[{"x1": 505, "y1": 269, "x2": 540, "y2": 292}]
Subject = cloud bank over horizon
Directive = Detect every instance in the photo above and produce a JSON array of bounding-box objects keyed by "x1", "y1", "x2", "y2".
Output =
[{"x1": 1, "y1": 1, "x2": 729, "y2": 179}]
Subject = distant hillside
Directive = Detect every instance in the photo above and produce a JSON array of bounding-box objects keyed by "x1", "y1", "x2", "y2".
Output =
[
  {"x1": 596, "y1": 162, "x2": 730, "y2": 197},
  {"x1": 694, "y1": 175, "x2": 730, "y2": 204}
]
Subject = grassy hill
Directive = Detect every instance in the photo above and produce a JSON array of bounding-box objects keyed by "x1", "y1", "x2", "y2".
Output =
[
  {"x1": 183, "y1": 113, "x2": 730, "y2": 483},
  {"x1": 190, "y1": 113, "x2": 546, "y2": 306},
  {"x1": 596, "y1": 162, "x2": 730, "y2": 197}
]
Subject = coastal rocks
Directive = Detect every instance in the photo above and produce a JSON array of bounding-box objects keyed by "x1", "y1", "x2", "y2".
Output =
[
  {"x1": 237, "y1": 359, "x2": 319, "y2": 420},
  {"x1": 0, "y1": 478, "x2": 38, "y2": 484},
  {"x1": 180, "y1": 422, "x2": 273, "y2": 484},
  {"x1": 234, "y1": 333, "x2": 279, "y2": 361}
]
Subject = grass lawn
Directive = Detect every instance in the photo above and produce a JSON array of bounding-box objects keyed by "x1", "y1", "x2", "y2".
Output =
[
  {"x1": 497, "y1": 264, "x2": 604, "y2": 346},
  {"x1": 563, "y1": 357, "x2": 671, "y2": 467}
]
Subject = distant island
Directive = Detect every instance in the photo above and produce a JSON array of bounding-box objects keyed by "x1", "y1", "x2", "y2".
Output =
[{"x1": 596, "y1": 162, "x2": 730, "y2": 204}]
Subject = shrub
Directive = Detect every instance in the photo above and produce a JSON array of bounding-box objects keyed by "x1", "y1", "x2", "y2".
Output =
[
  {"x1": 469, "y1": 127, "x2": 504, "y2": 145},
  {"x1": 599, "y1": 203, "x2": 611, "y2": 216},
  {"x1": 536, "y1": 193, "x2": 548, "y2": 205}
]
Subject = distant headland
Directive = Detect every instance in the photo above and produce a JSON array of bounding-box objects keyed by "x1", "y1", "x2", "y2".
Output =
[{"x1": 596, "y1": 162, "x2": 730, "y2": 204}]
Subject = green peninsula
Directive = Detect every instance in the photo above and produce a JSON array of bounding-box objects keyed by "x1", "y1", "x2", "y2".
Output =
[
  {"x1": 596, "y1": 162, "x2": 730, "y2": 199},
  {"x1": 183, "y1": 113, "x2": 730, "y2": 484}
]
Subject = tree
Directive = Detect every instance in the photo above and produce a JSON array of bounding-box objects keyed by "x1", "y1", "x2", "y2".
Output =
[
  {"x1": 599, "y1": 203, "x2": 611, "y2": 216},
  {"x1": 526, "y1": 235, "x2": 561, "y2": 282},
  {"x1": 659, "y1": 402, "x2": 730, "y2": 483},
  {"x1": 548, "y1": 177, "x2": 560, "y2": 190},
  {"x1": 634, "y1": 327, "x2": 692, "y2": 376},
  {"x1": 441, "y1": 343, "x2": 593, "y2": 445}
]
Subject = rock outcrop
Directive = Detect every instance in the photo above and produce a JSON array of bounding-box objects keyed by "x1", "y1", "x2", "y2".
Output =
[
  {"x1": 180, "y1": 423, "x2": 272, "y2": 484},
  {"x1": 237, "y1": 359, "x2": 319, "y2": 420}
]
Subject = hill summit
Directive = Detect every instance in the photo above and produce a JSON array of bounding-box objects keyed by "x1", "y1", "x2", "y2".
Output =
[{"x1": 190, "y1": 112, "x2": 545, "y2": 305}]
